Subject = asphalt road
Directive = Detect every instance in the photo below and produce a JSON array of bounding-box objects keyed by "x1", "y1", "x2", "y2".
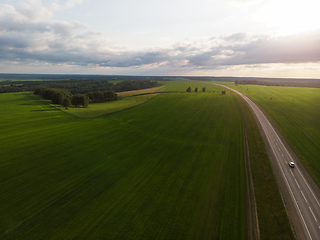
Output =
[{"x1": 219, "y1": 84, "x2": 320, "y2": 240}]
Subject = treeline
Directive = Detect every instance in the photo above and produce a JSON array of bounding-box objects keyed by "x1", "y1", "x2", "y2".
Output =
[
  {"x1": 0, "y1": 74, "x2": 175, "y2": 81},
  {"x1": 0, "y1": 79, "x2": 158, "y2": 94},
  {"x1": 86, "y1": 91, "x2": 118, "y2": 103},
  {"x1": 34, "y1": 87, "x2": 119, "y2": 107},
  {"x1": 34, "y1": 87, "x2": 89, "y2": 108},
  {"x1": 0, "y1": 84, "x2": 35, "y2": 93},
  {"x1": 235, "y1": 80, "x2": 320, "y2": 88}
]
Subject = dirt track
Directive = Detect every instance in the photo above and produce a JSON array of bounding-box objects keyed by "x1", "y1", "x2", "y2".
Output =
[
  {"x1": 238, "y1": 98, "x2": 260, "y2": 240},
  {"x1": 117, "y1": 85, "x2": 167, "y2": 97}
]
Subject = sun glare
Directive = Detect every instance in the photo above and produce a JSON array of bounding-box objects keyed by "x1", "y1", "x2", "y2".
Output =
[{"x1": 250, "y1": 0, "x2": 320, "y2": 35}]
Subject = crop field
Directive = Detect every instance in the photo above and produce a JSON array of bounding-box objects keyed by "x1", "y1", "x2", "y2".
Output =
[
  {"x1": 59, "y1": 94, "x2": 160, "y2": 118},
  {"x1": 157, "y1": 81, "x2": 222, "y2": 92},
  {"x1": 222, "y1": 82, "x2": 320, "y2": 187},
  {"x1": 1, "y1": 90, "x2": 246, "y2": 239},
  {"x1": 117, "y1": 85, "x2": 166, "y2": 97}
]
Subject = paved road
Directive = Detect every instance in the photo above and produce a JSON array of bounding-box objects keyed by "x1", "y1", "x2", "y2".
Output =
[{"x1": 219, "y1": 84, "x2": 320, "y2": 240}]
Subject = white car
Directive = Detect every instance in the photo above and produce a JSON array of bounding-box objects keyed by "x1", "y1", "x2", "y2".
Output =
[{"x1": 289, "y1": 162, "x2": 295, "y2": 168}]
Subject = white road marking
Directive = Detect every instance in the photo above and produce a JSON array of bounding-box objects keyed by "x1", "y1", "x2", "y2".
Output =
[
  {"x1": 295, "y1": 179, "x2": 300, "y2": 189},
  {"x1": 296, "y1": 168, "x2": 320, "y2": 207},
  {"x1": 253, "y1": 98, "x2": 320, "y2": 209},
  {"x1": 261, "y1": 114, "x2": 320, "y2": 208},
  {"x1": 256, "y1": 114, "x2": 313, "y2": 240},
  {"x1": 301, "y1": 191, "x2": 308, "y2": 203},
  {"x1": 309, "y1": 207, "x2": 318, "y2": 222}
]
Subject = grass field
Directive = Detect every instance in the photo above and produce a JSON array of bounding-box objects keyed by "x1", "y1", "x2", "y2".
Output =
[
  {"x1": 60, "y1": 94, "x2": 160, "y2": 118},
  {"x1": 0, "y1": 89, "x2": 246, "y2": 239},
  {"x1": 47, "y1": 85, "x2": 166, "y2": 118},
  {"x1": 222, "y1": 82, "x2": 320, "y2": 187},
  {"x1": 157, "y1": 80, "x2": 222, "y2": 92}
]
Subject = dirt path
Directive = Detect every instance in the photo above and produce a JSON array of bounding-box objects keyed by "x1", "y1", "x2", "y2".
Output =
[
  {"x1": 238, "y1": 98, "x2": 261, "y2": 240},
  {"x1": 117, "y1": 85, "x2": 167, "y2": 97}
]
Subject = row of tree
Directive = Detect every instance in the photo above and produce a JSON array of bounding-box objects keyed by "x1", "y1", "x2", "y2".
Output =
[
  {"x1": 34, "y1": 87, "x2": 89, "y2": 108},
  {"x1": 1, "y1": 79, "x2": 158, "y2": 94},
  {"x1": 235, "y1": 80, "x2": 320, "y2": 88},
  {"x1": 186, "y1": 87, "x2": 206, "y2": 92},
  {"x1": 86, "y1": 91, "x2": 118, "y2": 103},
  {"x1": 34, "y1": 87, "x2": 119, "y2": 107}
]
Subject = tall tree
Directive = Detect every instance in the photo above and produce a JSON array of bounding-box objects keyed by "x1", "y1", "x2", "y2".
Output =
[{"x1": 63, "y1": 97, "x2": 71, "y2": 109}]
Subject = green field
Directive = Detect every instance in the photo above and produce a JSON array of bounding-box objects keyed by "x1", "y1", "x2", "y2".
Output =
[
  {"x1": 0, "y1": 89, "x2": 246, "y2": 239},
  {"x1": 157, "y1": 81, "x2": 222, "y2": 92},
  {"x1": 58, "y1": 94, "x2": 160, "y2": 118},
  {"x1": 222, "y1": 82, "x2": 320, "y2": 187}
]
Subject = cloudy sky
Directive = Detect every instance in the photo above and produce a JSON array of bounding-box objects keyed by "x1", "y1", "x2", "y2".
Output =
[{"x1": 1, "y1": 0, "x2": 320, "y2": 77}]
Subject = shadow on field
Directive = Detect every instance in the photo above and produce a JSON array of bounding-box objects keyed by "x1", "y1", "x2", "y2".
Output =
[{"x1": 32, "y1": 109, "x2": 59, "y2": 112}]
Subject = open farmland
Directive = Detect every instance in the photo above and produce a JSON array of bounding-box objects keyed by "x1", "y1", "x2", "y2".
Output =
[
  {"x1": 0, "y1": 89, "x2": 246, "y2": 239},
  {"x1": 157, "y1": 80, "x2": 222, "y2": 92},
  {"x1": 222, "y1": 82, "x2": 320, "y2": 187},
  {"x1": 59, "y1": 93, "x2": 160, "y2": 118}
]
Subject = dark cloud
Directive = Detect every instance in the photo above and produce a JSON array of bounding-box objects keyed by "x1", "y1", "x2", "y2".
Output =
[
  {"x1": 187, "y1": 50, "x2": 221, "y2": 66},
  {"x1": 52, "y1": 21, "x2": 87, "y2": 37},
  {"x1": 222, "y1": 31, "x2": 320, "y2": 65},
  {"x1": 0, "y1": 19, "x2": 50, "y2": 33},
  {"x1": 0, "y1": 34, "x2": 33, "y2": 49}
]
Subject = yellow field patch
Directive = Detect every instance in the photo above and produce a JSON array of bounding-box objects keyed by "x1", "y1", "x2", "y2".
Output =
[{"x1": 117, "y1": 85, "x2": 167, "y2": 97}]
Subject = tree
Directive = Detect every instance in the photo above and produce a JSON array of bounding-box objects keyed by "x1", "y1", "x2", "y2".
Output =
[
  {"x1": 63, "y1": 97, "x2": 71, "y2": 109},
  {"x1": 72, "y1": 94, "x2": 89, "y2": 107},
  {"x1": 202, "y1": 87, "x2": 206, "y2": 92},
  {"x1": 51, "y1": 92, "x2": 65, "y2": 105},
  {"x1": 195, "y1": 87, "x2": 198, "y2": 92},
  {"x1": 33, "y1": 87, "x2": 44, "y2": 95},
  {"x1": 43, "y1": 89, "x2": 56, "y2": 100},
  {"x1": 186, "y1": 87, "x2": 191, "y2": 92},
  {"x1": 222, "y1": 90, "x2": 226, "y2": 95}
]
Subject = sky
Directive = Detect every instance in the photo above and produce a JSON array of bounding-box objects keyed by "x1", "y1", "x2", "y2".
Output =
[{"x1": 0, "y1": 0, "x2": 320, "y2": 77}]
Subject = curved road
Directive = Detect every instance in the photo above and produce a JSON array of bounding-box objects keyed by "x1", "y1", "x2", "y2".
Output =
[{"x1": 219, "y1": 84, "x2": 320, "y2": 240}]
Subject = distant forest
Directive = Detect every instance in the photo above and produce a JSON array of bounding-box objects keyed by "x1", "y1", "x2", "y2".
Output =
[
  {"x1": 0, "y1": 74, "x2": 174, "y2": 81},
  {"x1": 0, "y1": 79, "x2": 158, "y2": 94},
  {"x1": 235, "y1": 80, "x2": 320, "y2": 88},
  {"x1": 1, "y1": 74, "x2": 320, "y2": 94}
]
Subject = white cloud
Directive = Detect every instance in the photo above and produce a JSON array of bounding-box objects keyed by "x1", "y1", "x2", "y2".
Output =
[
  {"x1": 49, "y1": 0, "x2": 84, "y2": 11},
  {"x1": 249, "y1": 0, "x2": 320, "y2": 35},
  {"x1": 64, "y1": 0, "x2": 83, "y2": 8},
  {"x1": 0, "y1": 0, "x2": 320, "y2": 77}
]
